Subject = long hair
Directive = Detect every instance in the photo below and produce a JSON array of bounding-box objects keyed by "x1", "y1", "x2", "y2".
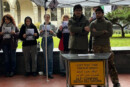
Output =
[
  {"x1": 24, "y1": 16, "x2": 33, "y2": 26},
  {"x1": 1, "y1": 14, "x2": 16, "y2": 27}
]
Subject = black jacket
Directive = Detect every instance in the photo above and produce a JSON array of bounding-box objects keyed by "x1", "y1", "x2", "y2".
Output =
[
  {"x1": 0, "y1": 26, "x2": 19, "y2": 49},
  {"x1": 19, "y1": 24, "x2": 39, "y2": 46}
]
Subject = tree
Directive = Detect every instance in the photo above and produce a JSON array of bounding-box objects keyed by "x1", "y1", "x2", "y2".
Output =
[{"x1": 106, "y1": 7, "x2": 130, "y2": 37}]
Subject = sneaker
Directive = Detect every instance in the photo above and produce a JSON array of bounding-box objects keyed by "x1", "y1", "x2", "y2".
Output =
[
  {"x1": 97, "y1": 86, "x2": 101, "y2": 87},
  {"x1": 9, "y1": 72, "x2": 15, "y2": 77},
  {"x1": 113, "y1": 83, "x2": 121, "y2": 87},
  {"x1": 32, "y1": 72, "x2": 37, "y2": 76},
  {"x1": 85, "y1": 86, "x2": 91, "y2": 87},
  {"x1": 48, "y1": 75, "x2": 54, "y2": 79},
  {"x1": 60, "y1": 72, "x2": 66, "y2": 77},
  {"x1": 24, "y1": 72, "x2": 30, "y2": 76},
  {"x1": 5, "y1": 72, "x2": 10, "y2": 77}
]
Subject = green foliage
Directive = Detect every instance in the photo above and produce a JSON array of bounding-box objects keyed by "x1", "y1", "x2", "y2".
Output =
[
  {"x1": 17, "y1": 37, "x2": 60, "y2": 49},
  {"x1": 34, "y1": 22, "x2": 41, "y2": 29},
  {"x1": 18, "y1": 22, "x2": 23, "y2": 29},
  {"x1": 106, "y1": 7, "x2": 130, "y2": 24},
  {"x1": 17, "y1": 34, "x2": 130, "y2": 49},
  {"x1": 110, "y1": 37, "x2": 130, "y2": 47},
  {"x1": 106, "y1": 7, "x2": 130, "y2": 37}
]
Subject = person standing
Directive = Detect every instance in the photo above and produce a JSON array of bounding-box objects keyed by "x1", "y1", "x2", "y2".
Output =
[
  {"x1": 68, "y1": 4, "x2": 90, "y2": 54},
  {"x1": 90, "y1": 8, "x2": 121, "y2": 87},
  {"x1": 89, "y1": 6, "x2": 101, "y2": 52},
  {"x1": 57, "y1": 15, "x2": 70, "y2": 76},
  {"x1": 19, "y1": 16, "x2": 39, "y2": 76},
  {"x1": 68, "y1": 4, "x2": 90, "y2": 87},
  {"x1": 39, "y1": 14, "x2": 56, "y2": 79},
  {"x1": 0, "y1": 14, "x2": 19, "y2": 77}
]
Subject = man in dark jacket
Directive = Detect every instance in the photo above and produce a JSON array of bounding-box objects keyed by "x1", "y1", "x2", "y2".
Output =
[
  {"x1": 68, "y1": 4, "x2": 89, "y2": 54},
  {"x1": 90, "y1": 8, "x2": 121, "y2": 87},
  {"x1": 68, "y1": 4, "x2": 90, "y2": 87}
]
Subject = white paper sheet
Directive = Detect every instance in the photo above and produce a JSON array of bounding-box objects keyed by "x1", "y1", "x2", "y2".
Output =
[
  {"x1": 62, "y1": 21, "x2": 69, "y2": 33},
  {"x1": 26, "y1": 29, "x2": 34, "y2": 40},
  {"x1": 3, "y1": 27, "x2": 11, "y2": 39},
  {"x1": 43, "y1": 25, "x2": 51, "y2": 31}
]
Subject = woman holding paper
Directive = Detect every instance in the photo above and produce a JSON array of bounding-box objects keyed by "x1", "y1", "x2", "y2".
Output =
[
  {"x1": 57, "y1": 15, "x2": 70, "y2": 76},
  {"x1": 0, "y1": 14, "x2": 19, "y2": 77},
  {"x1": 39, "y1": 14, "x2": 56, "y2": 79},
  {"x1": 19, "y1": 16, "x2": 39, "y2": 76}
]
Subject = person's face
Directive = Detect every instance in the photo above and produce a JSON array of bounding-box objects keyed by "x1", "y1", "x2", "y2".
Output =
[
  {"x1": 26, "y1": 19, "x2": 31, "y2": 26},
  {"x1": 44, "y1": 15, "x2": 50, "y2": 22},
  {"x1": 96, "y1": 11, "x2": 104, "y2": 19},
  {"x1": 5, "y1": 17, "x2": 10, "y2": 24},
  {"x1": 63, "y1": 16, "x2": 69, "y2": 21},
  {"x1": 74, "y1": 9, "x2": 82, "y2": 17}
]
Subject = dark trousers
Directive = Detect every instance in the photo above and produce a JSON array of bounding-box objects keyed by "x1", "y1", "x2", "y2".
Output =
[{"x1": 2, "y1": 45, "x2": 16, "y2": 73}]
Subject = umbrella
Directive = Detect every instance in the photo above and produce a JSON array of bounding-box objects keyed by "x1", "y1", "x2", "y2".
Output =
[{"x1": 31, "y1": 0, "x2": 130, "y2": 7}]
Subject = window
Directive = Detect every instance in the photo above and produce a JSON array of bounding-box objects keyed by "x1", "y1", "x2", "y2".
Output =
[
  {"x1": 51, "y1": 9, "x2": 57, "y2": 21},
  {"x1": 3, "y1": 2, "x2": 10, "y2": 12}
]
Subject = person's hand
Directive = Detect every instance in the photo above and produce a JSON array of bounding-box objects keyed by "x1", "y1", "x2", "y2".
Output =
[
  {"x1": 23, "y1": 34, "x2": 26, "y2": 38},
  {"x1": 0, "y1": 32, "x2": 3, "y2": 35},
  {"x1": 10, "y1": 31, "x2": 15, "y2": 35},
  {"x1": 34, "y1": 33, "x2": 37, "y2": 37},
  {"x1": 40, "y1": 30, "x2": 44, "y2": 33},
  {"x1": 92, "y1": 28, "x2": 96, "y2": 32},
  {"x1": 59, "y1": 25, "x2": 63, "y2": 31},
  {"x1": 50, "y1": 30, "x2": 53, "y2": 34},
  {"x1": 84, "y1": 26, "x2": 90, "y2": 32},
  {"x1": 89, "y1": 17, "x2": 93, "y2": 22},
  {"x1": 103, "y1": 30, "x2": 108, "y2": 34}
]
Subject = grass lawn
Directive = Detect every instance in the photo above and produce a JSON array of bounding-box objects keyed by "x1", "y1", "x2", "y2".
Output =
[
  {"x1": 17, "y1": 37, "x2": 60, "y2": 49},
  {"x1": 17, "y1": 34, "x2": 130, "y2": 49}
]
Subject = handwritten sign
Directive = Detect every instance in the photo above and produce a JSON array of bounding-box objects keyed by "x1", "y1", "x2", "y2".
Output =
[{"x1": 70, "y1": 61, "x2": 105, "y2": 85}]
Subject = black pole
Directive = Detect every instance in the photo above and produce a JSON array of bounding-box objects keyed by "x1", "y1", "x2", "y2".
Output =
[{"x1": 44, "y1": 0, "x2": 48, "y2": 11}]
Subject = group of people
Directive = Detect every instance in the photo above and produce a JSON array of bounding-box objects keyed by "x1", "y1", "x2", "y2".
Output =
[
  {"x1": 0, "y1": 14, "x2": 56, "y2": 79},
  {"x1": 0, "y1": 4, "x2": 120, "y2": 87},
  {"x1": 58, "y1": 4, "x2": 121, "y2": 87}
]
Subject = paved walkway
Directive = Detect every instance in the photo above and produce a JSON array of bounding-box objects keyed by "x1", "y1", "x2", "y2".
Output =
[{"x1": 0, "y1": 74, "x2": 129, "y2": 87}]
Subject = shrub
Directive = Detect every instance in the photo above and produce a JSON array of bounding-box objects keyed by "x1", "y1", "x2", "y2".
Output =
[
  {"x1": 18, "y1": 22, "x2": 24, "y2": 29},
  {"x1": 35, "y1": 22, "x2": 41, "y2": 30}
]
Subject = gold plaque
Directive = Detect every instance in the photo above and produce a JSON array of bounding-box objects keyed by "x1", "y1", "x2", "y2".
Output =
[{"x1": 70, "y1": 61, "x2": 105, "y2": 85}]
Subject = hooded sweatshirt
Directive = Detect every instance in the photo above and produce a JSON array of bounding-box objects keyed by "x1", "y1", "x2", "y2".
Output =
[{"x1": 19, "y1": 17, "x2": 39, "y2": 46}]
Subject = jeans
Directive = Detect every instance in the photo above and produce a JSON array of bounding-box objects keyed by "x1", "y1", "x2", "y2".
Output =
[
  {"x1": 2, "y1": 45, "x2": 16, "y2": 73},
  {"x1": 41, "y1": 36, "x2": 53, "y2": 76}
]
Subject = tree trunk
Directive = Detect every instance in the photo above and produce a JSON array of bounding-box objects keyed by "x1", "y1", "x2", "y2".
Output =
[
  {"x1": 121, "y1": 27, "x2": 125, "y2": 37},
  {"x1": 114, "y1": 23, "x2": 125, "y2": 37}
]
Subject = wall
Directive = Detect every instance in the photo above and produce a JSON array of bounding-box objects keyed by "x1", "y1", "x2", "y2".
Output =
[{"x1": 0, "y1": 47, "x2": 130, "y2": 75}]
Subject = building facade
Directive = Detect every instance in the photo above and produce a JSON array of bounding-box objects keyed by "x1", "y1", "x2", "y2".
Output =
[
  {"x1": 1, "y1": 0, "x2": 74, "y2": 27},
  {"x1": 1, "y1": 0, "x2": 92, "y2": 27}
]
